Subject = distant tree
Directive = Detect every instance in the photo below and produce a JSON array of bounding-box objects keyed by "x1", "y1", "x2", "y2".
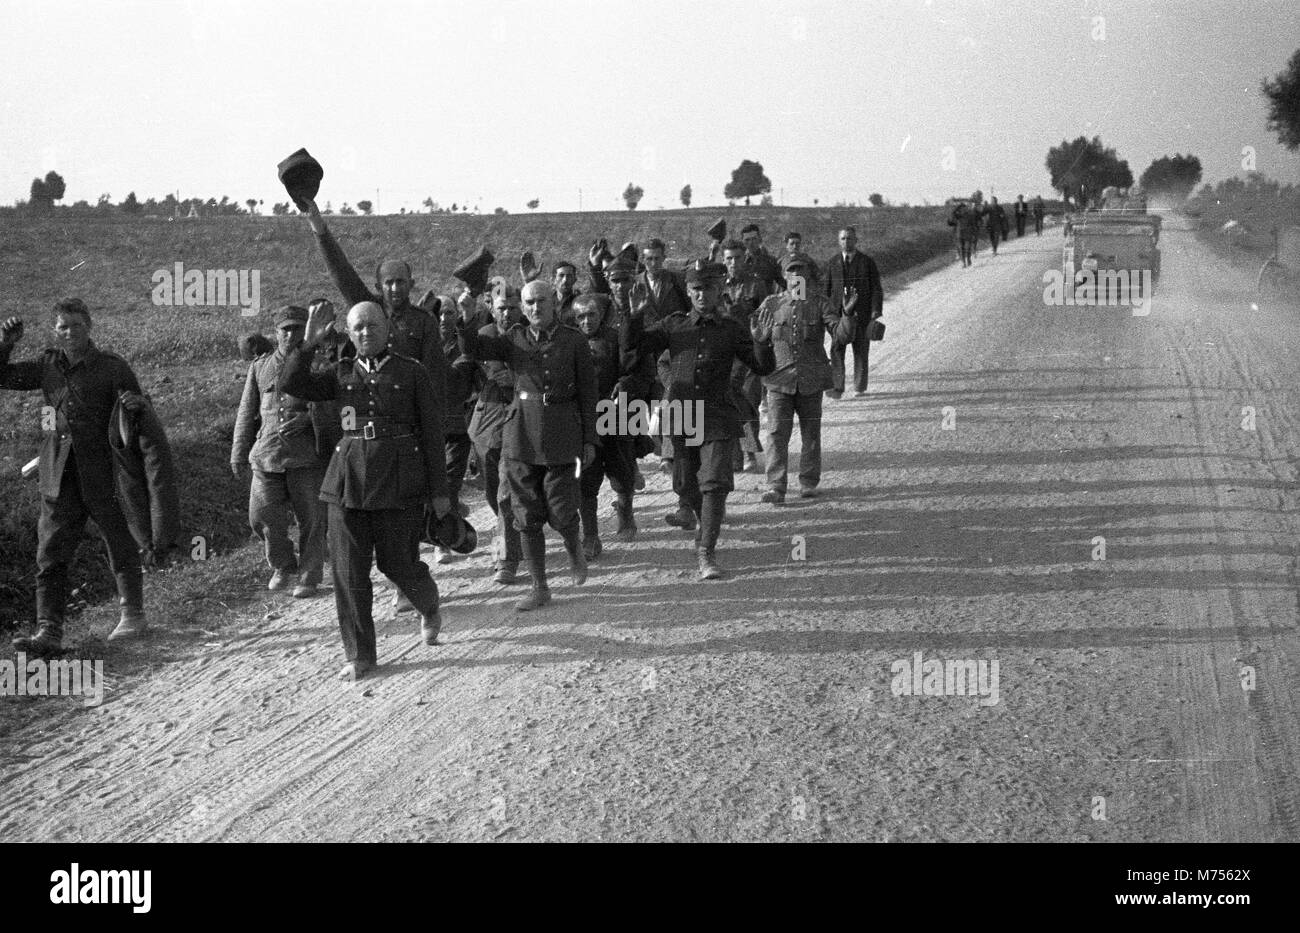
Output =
[
  {"x1": 527, "y1": 198, "x2": 539, "y2": 210},
  {"x1": 1044, "y1": 135, "x2": 1133, "y2": 206},
  {"x1": 423, "y1": 197, "x2": 437, "y2": 212},
  {"x1": 724, "y1": 159, "x2": 772, "y2": 206},
  {"x1": 272, "y1": 202, "x2": 290, "y2": 215},
  {"x1": 357, "y1": 200, "x2": 373, "y2": 215},
  {"x1": 340, "y1": 203, "x2": 356, "y2": 215},
  {"x1": 622, "y1": 182, "x2": 644, "y2": 210},
  {"x1": 1138, "y1": 154, "x2": 1202, "y2": 201},
  {"x1": 868, "y1": 192, "x2": 885, "y2": 207},
  {"x1": 121, "y1": 191, "x2": 142, "y2": 214},
  {"x1": 399, "y1": 207, "x2": 406, "y2": 214},
  {"x1": 1262, "y1": 49, "x2": 1300, "y2": 150},
  {"x1": 28, "y1": 170, "x2": 66, "y2": 213},
  {"x1": 323, "y1": 201, "x2": 334, "y2": 214},
  {"x1": 245, "y1": 198, "x2": 258, "y2": 214},
  {"x1": 494, "y1": 206, "x2": 509, "y2": 215},
  {"x1": 451, "y1": 202, "x2": 458, "y2": 212},
  {"x1": 971, "y1": 189, "x2": 984, "y2": 206},
  {"x1": 143, "y1": 197, "x2": 160, "y2": 214},
  {"x1": 161, "y1": 193, "x2": 179, "y2": 217},
  {"x1": 680, "y1": 184, "x2": 692, "y2": 208},
  {"x1": 813, "y1": 198, "x2": 819, "y2": 206},
  {"x1": 70, "y1": 200, "x2": 90, "y2": 210},
  {"x1": 97, "y1": 193, "x2": 113, "y2": 210}
]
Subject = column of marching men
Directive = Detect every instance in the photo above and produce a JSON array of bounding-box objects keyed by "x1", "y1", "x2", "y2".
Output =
[{"x1": 0, "y1": 210, "x2": 884, "y2": 682}]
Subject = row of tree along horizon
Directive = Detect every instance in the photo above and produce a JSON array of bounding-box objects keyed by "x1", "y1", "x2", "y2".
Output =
[{"x1": 8, "y1": 141, "x2": 1278, "y2": 219}]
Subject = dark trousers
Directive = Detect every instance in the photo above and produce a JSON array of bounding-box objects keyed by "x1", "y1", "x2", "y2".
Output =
[
  {"x1": 579, "y1": 436, "x2": 636, "y2": 500},
  {"x1": 765, "y1": 389, "x2": 823, "y2": 494},
  {"x1": 505, "y1": 458, "x2": 580, "y2": 536},
  {"x1": 476, "y1": 443, "x2": 522, "y2": 564},
  {"x1": 958, "y1": 237, "x2": 974, "y2": 266},
  {"x1": 830, "y1": 324, "x2": 872, "y2": 393},
  {"x1": 444, "y1": 432, "x2": 471, "y2": 510},
  {"x1": 988, "y1": 228, "x2": 1001, "y2": 254},
  {"x1": 672, "y1": 439, "x2": 733, "y2": 551},
  {"x1": 327, "y1": 504, "x2": 438, "y2": 665},
  {"x1": 1034, "y1": 215, "x2": 1044, "y2": 235},
  {"x1": 249, "y1": 465, "x2": 326, "y2": 584},
  {"x1": 36, "y1": 456, "x2": 142, "y2": 628},
  {"x1": 1015, "y1": 215, "x2": 1026, "y2": 237}
]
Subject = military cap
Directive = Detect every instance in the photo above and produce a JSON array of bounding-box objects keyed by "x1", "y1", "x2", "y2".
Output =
[
  {"x1": 423, "y1": 510, "x2": 478, "y2": 555},
  {"x1": 781, "y1": 251, "x2": 815, "y2": 272},
  {"x1": 276, "y1": 148, "x2": 324, "y2": 211},
  {"x1": 707, "y1": 217, "x2": 727, "y2": 241},
  {"x1": 616, "y1": 242, "x2": 638, "y2": 263},
  {"x1": 452, "y1": 246, "x2": 496, "y2": 293},
  {"x1": 274, "y1": 304, "x2": 309, "y2": 326},
  {"x1": 604, "y1": 256, "x2": 637, "y2": 280},
  {"x1": 684, "y1": 260, "x2": 727, "y2": 285}
]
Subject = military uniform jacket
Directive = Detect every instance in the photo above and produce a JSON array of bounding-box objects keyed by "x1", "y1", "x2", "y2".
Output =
[
  {"x1": 745, "y1": 247, "x2": 786, "y2": 292},
  {"x1": 459, "y1": 321, "x2": 597, "y2": 466},
  {"x1": 314, "y1": 224, "x2": 450, "y2": 400},
  {"x1": 280, "y1": 347, "x2": 447, "y2": 510},
  {"x1": 723, "y1": 272, "x2": 770, "y2": 327},
  {"x1": 467, "y1": 323, "x2": 515, "y2": 451},
  {"x1": 759, "y1": 293, "x2": 855, "y2": 395},
  {"x1": 231, "y1": 349, "x2": 323, "y2": 472},
  {"x1": 0, "y1": 341, "x2": 142, "y2": 501},
  {"x1": 442, "y1": 338, "x2": 476, "y2": 435},
  {"x1": 620, "y1": 309, "x2": 775, "y2": 443}
]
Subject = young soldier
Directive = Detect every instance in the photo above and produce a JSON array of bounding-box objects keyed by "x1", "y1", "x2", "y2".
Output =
[
  {"x1": 458, "y1": 281, "x2": 597, "y2": 611},
  {"x1": 573, "y1": 293, "x2": 653, "y2": 558},
  {"x1": 1, "y1": 301, "x2": 149, "y2": 654},
  {"x1": 756, "y1": 254, "x2": 857, "y2": 503},
  {"x1": 280, "y1": 301, "x2": 451, "y2": 681},
  {"x1": 620, "y1": 261, "x2": 775, "y2": 580},
  {"x1": 231, "y1": 305, "x2": 328, "y2": 597},
  {"x1": 720, "y1": 239, "x2": 770, "y2": 473},
  {"x1": 436, "y1": 298, "x2": 477, "y2": 563},
  {"x1": 467, "y1": 284, "x2": 524, "y2": 584}
]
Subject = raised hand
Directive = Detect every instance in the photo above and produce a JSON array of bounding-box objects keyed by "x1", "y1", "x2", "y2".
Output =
[
  {"x1": 457, "y1": 287, "x2": 478, "y2": 324},
  {"x1": 304, "y1": 299, "x2": 337, "y2": 347},
  {"x1": 0, "y1": 316, "x2": 24, "y2": 347},
  {"x1": 630, "y1": 281, "x2": 650, "y2": 313},
  {"x1": 520, "y1": 250, "x2": 541, "y2": 283},
  {"x1": 751, "y1": 304, "x2": 774, "y2": 343},
  {"x1": 588, "y1": 240, "x2": 607, "y2": 269}
]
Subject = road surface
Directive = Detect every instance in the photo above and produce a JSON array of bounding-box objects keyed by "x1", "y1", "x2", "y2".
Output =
[{"x1": 3, "y1": 219, "x2": 1298, "y2": 841}]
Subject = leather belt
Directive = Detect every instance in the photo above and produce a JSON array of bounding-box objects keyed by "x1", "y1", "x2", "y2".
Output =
[
  {"x1": 516, "y1": 390, "x2": 573, "y2": 406},
  {"x1": 343, "y1": 421, "x2": 415, "y2": 440}
]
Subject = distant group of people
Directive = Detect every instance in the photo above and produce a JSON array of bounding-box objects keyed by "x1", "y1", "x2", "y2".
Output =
[
  {"x1": 947, "y1": 194, "x2": 1046, "y2": 267},
  {"x1": 1, "y1": 208, "x2": 887, "y2": 682}
]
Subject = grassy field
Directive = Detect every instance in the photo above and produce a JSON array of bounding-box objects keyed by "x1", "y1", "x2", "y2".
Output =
[{"x1": 0, "y1": 204, "x2": 956, "y2": 648}]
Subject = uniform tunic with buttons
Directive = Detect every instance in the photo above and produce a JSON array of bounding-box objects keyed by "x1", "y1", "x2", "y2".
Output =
[
  {"x1": 0, "y1": 342, "x2": 142, "y2": 501},
  {"x1": 760, "y1": 292, "x2": 855, "y2": 395},
  {"x1": 458, "y1": 321, "x2": 597, "y2": 466},
  {"x1": 279, "y1": 348, "x2": 447, "y2": 510},
  {"x1": 620, "y1": 309, "x2": 775, "y2": 443},
  {"x1": 231, "y1": 350, "x2": 322, "y2": 472}
]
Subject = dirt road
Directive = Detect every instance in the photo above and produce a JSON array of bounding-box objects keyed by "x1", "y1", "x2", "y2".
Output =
[{"x1": 3, "y1": 219, "x2": 1298, "y2": 842}]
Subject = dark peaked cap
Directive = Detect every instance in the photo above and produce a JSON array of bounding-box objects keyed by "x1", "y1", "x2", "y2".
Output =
[
  {"x1": 452, "y1": 246, "x2": 496, "y2": 293},
  {"x1": 277, "y1": 148, "x2": 323, "y2": 211}
]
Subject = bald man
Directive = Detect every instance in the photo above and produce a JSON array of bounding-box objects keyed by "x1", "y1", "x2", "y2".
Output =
[
  {"x1": 280, "y1": 301, "x2": 451, "y2": 681},
  {"x1": 459, "y1": 281, "x2": 597, "y2": 611}
]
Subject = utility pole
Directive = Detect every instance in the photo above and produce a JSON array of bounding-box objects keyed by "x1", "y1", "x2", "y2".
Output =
[{"x1": 578, "y1": 188, "x2": 583, "y2": 212}]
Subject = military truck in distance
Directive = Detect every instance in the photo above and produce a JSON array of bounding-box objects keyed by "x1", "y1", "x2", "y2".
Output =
[{"x1": 1062, "y1": 190, "x2": 1161, "y2": 300}]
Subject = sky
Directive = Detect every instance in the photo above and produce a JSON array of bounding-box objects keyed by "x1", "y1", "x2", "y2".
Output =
[{"x1": 2, "y1": 0, "x2": 1297, "y2": 213}]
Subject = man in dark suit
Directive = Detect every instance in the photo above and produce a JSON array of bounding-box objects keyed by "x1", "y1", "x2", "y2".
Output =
[
  {"x1": 823, "y1": 226, "x2": 884, "y2": 398},
  {"x1": 281, "y1": 301, "x2": 452, "y2": 681},
  {"x1": 1, "y1": 301, "x2": 150, "y2": 655},
  {"x1": 1014, "y1": 195, "x2": 1028, "y2": 238}
]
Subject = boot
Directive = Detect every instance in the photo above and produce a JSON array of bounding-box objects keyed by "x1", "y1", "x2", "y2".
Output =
[
  {"x1": 109, "y1": 574, "x2": 147, "y2": 641},
  {"x1": 516, "y1": 531, "x2": 551, "y2": 611},
  {"x1": 579, "y1": 496, "x2": 602, "y2": 562},
  {"x1": 699, "y1": 492, "x2": 727, "y2": 553},
  {"x1": 393, "y1": 590, "x2": 416, "y2": 615},
  {"x1": 493, "y1": 560, "x2": 521, "y2": 585},
  {"x1": 13, "y1": 620, "x2": 63, "y2": 657},
  {"x1": 697, "y1": 547, "x2": 724, "y2": 580},
  {"x1": 560, "y1": 526, "x2": 588, "y2": 585},
  {"x1": 421, "y1": 608, "x2": 442, "y2": 645},
  {"x1": 614, "y1": 497, "x2": 637, "y2": 541},
  {"x1": 664, "y1": 504, "x2": 697, "y2": 530}
]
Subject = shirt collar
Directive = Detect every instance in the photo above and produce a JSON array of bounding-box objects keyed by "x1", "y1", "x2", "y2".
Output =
[
  {"x1": 528, "y1": 320, "x2": 559, "y2": 342},
  {"x1": 357, "y1": 350, "x2": 391, "y2": 373},
  {"x1": 689, "y1": 308, "x2": 721, "y2": 326},
  {"x1": 57, "y1": 341, "x2": 100, "y2": 371}
]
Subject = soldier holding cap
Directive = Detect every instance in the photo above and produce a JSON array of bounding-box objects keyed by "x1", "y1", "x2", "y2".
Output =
[
  {"x1": 458, "y1": 281, "x2": 598, "y2": 611},
  {"x1": 231, "y1": 305, "x2": 329, "y2": 597},
  {"x1": 620, "y1": 261, "x2": 776, "y2": 580},
  {"x1": 756, "y1": 253, "x2": 857, "y2": 503},
  {"x1": 467, "y1": 283, "x2": 524, "y2": 584},
  {"x1": 1, "y1": 300, "x2": 150, "y2": 655},
  {"x1": 280, "y1": 300, "x2": 451, "y2": 681}
]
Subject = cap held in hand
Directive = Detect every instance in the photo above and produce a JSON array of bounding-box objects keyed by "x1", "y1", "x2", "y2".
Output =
[
  {"x1": 452, "y1": 246, "x2": 496, "y2": 294},
  {"x1": 277, "y1": 148, "x2": 324, "y2": 211},
  {"x1": 423, "y1": 509, "x2": 478, "y2": 555}
]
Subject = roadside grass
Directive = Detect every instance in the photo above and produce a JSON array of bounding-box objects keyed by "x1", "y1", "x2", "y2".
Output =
[{"x1": 0, "y1": 205, "x2": 957, "y2": 732}]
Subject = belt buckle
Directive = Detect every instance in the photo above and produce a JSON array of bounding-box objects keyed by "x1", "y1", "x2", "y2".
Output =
[
  {"x1": 363, "y1": 422, "x2": 376, "y2": 440},
  {"x1": 542, "y1": 391, "x2": 552, "y2": 406}
]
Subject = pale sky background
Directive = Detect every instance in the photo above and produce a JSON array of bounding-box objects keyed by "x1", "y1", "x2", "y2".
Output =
[{"x1": 2, "y1": 0, "x2": 1297, "y2": 213}]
